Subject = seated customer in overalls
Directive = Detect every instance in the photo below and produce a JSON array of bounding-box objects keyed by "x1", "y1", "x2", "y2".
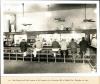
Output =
[
  {"x1": 69, "y1": 38, "x2": 78, "y2": 63},
  {"x1": 32, "y1": 39, "x2": 43, "y2": 57}
]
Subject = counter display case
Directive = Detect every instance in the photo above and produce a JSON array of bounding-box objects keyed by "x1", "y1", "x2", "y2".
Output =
[{"x1": 3, "y1": 29, "x2": 97, "y2": 69}]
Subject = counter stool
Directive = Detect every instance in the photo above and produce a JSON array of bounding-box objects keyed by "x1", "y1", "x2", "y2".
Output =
[
  {"x1": 52, "y1": 48, "x2": 59, "y2": 63},
  {"x1": 72, "y1": 53, "x2": 76, "y2": 63},
  {"x1": 82, "y1": 51, "x2": 85, "y2": 64}
]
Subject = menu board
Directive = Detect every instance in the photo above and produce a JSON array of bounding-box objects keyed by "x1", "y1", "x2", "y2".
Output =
[{"x1": 14, "y1": 34, "x2": 27, "y2": 44}]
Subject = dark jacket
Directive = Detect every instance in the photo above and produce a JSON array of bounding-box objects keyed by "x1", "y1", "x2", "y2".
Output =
[
  {"x1": 20, "y1": 41, "x2": 28, "y2": 52},
  {"x1": 52, "y1": 41, "x2": 60, "y2": 48},
  {"x1": 69, "y1": 41, "x2": 78, "y2": 53},
  {"x1": 79, "y1": 40, "x2": 88, "y2": 52}
]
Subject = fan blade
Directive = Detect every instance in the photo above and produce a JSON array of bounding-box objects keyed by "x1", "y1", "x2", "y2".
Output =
[{"x1": 83, "y1": 19, "x2": 95, "y2": 22}]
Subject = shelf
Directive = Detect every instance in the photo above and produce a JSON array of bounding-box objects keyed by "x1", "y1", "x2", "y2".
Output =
[{"x1": 4, "y1": 29, "x2": 96, "y2": 35}]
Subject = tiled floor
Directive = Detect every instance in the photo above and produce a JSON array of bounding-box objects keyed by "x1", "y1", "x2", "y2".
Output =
[{"x1": 4, "y1": 60, "x2": 92, "y2": 74}]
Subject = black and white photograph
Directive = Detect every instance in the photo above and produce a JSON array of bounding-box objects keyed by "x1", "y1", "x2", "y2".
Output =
[{"x1": 2, "y1": 1, "x2": 98, "y2": 74}]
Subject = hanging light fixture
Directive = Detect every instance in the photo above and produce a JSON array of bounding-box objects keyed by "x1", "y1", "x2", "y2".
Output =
[
  {"x1": 22, "y1": 3, "x2": 24, "y2": 17},
  {"x1": 22, "y1": 3, "x2": 32, "y2": 27},
  {"x1": 80, "y1": 4, "x2": 96, "y2": 29},
  {"x1": 45, "y1": 5, "x2": 52, "y2": 17},
  {"x1": 83, "y1": 4, "x2": 95, "y2": 22}
]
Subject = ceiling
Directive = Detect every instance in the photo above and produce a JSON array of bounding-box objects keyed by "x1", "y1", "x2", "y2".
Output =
[
  {"x1": 48, "y1": 4, "x2": 96, "y2": 10},
  {"x1": 4, "y1": 3, "x2": 96, "y2": 14}
]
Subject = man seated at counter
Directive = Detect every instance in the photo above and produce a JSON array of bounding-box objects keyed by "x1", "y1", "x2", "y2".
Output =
[
  {"x1": 32, "y1": 39, "x2": 43, "y2": 57},
  {"x1": 4, "y1": 38, "x2": 8, "y2": 47},
  {"x1": 52, "y1": 39, "x2": 60, "y2": 57},
  {"x1": 69, "y1": 38, "x2": 78, "y2": 63},
  {"x1": 20, "y1": 39, "x2": 28, "y2": 56},
  {"x1": 79, "y1": 37, "x2": 89, "y2": 58},
  {"x1": 60, "y1": 39, "x2": 68, "y2": 57}
]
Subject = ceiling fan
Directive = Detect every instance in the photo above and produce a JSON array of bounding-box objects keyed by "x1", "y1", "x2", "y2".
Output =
[
  {"x1": 21, "y1": 3, "x2": 32, "y2": 26},
  {"x1": 83, "y1": 4, "x2": 95, "y2": 22}
]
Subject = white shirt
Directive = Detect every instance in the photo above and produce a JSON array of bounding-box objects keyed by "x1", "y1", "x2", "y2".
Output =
[
  {"x1": 35, "y1": 41, "x2": 43, "y2": 49},
  {"x1": 91, "y1": 38, "x2": 97, "y2": 48},
  {"x1": 60, "y1": 40, "x2": 68, "y2": 50}
]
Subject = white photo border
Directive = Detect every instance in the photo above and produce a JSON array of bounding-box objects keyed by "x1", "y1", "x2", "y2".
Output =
[{"x1": 1, "y1": 0, "x2": 100, "y2": 76}]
